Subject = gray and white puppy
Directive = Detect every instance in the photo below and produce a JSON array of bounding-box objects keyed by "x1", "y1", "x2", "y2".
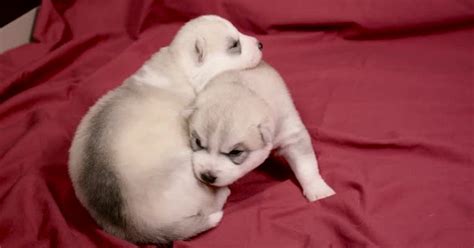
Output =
[
  {"x1": 68, "y1": 15, "x2": 262, "y2": 244},
  {"x1": 188, "y1": 62, "x2": 335, "y2": 202}
]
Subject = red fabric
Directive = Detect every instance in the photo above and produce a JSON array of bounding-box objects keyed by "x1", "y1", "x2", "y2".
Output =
[{"x1": 1, "y1": 0, "x2": 473, "y2": 247}]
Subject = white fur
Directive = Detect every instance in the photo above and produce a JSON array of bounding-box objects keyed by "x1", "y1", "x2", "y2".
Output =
[
  {"x1": 188, "y1": 62, "x2": 335, "y2": 202},
  {"x1": 131, "y1": 64, "x2": 172, "y2": 88},
  {"x1": 68, "y1": 15, "x2": 262, "y2": 244},
  {"x1": 170, "y1": 15, "x2": 261, "y2": 92}
]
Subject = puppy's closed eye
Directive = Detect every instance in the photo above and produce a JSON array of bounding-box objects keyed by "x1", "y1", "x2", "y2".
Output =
[
  {"x1": 226, "y1": 149, "x2": 248, "y2": 164},
  {"x1": 228, "y1": 39, "x2": 241, "y2": 54},
  {"x1": 191, "y1": 132, "x2": 206, "y2": 151},
  {"x1": 228, "y1": 149, "x2": 243, "y2": 156}
]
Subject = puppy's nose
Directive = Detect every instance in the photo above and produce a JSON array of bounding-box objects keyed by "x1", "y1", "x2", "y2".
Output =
[
  {"x1": 200, "y1": 171, "x2": 217, "y2": 184},
  {"x1": 258, "y1": 41, "x2": 263, "y2": 50}
]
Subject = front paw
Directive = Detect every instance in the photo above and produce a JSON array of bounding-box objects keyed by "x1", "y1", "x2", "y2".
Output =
[
  {"x1": 208, "y1": 211, "x2": 224, "y2": 227},
  {"x1": 218, "y1": 187, "x2": 231, "y2": 200},
  {"x1": 303, "y1": 179, "x2": 335, "y2": 202}
]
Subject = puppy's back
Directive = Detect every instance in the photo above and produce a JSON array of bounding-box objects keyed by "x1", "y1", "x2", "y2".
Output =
[{"x1": 69, "y1": 82, "x2": 199, "y2": 243}]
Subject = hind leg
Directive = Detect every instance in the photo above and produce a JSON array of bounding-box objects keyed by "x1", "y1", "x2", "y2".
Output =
[
  {"x1": 277, "y1": 115, "x2": 335, "y2": 202},
  {"x1": 279, "y1": 128, "x2": 335, "y2": 201}
]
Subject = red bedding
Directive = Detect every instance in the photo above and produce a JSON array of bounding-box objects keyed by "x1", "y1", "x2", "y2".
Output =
[{"x1": 1, "y1": 0, "x2": 473, "y2": 247}]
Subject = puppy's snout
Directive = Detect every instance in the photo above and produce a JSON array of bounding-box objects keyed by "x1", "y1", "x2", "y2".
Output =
[
  {"x1": 257, "y1": 41, "x2": 263, "y2": 50},
  {"x1": 200, "y1": 171, "x2": 217, "y2": 184}
]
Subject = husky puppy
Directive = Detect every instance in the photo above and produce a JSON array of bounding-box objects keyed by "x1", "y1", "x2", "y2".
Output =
[
  {"x1": 68, "y1": 15, "x2": 263, "y2": 244},
  {"x1": 187, "y1": 62, "x2": 335, "y2": 202}
]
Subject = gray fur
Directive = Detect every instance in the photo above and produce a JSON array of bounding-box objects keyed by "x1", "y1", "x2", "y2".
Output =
[
  {"x1": 76, "y1": 89, "x2": 179, "y2": 244},
  {"x1": 78, "y1": 98, "x2": 127, "y2": 232}
]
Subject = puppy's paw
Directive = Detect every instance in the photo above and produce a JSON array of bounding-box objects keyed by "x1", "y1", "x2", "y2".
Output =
[
  {"x1": 219, "y1": 187, "x2": 231, "y2": 199},
  {"x1": 208, "y1": 211, "x2": 224, "y2": 227},
  {"x1": 215, "y1": 187, "x2": 231, "y2": 209},
  {"x1": 303, "y1": 180, "x2": 336, "y2": 202}
]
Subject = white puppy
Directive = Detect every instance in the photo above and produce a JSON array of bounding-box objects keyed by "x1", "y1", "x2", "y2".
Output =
[
  {"x1": 188, "y1": 62, "x2": 335, "y2": 202},
  {"x1": 68, "y1": 15, "x2": 262, "y2": 244}
]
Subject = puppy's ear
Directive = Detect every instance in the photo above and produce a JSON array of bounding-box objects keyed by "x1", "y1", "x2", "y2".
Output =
[
  {"x1": 194, "y1": 37, "x2": 206, "y2": 64},
  {"x1": 258, "y1": 117, "x2": 274, "y2": 145}
]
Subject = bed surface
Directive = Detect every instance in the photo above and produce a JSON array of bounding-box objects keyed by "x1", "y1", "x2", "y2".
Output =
[{"x1": 0, "y1": 0, "x2": 473, "y2": 247}]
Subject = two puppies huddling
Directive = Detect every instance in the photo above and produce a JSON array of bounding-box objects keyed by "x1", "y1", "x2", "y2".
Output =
[{"x1": 69, "y1": 15, "x2": 335, "y2": 244}]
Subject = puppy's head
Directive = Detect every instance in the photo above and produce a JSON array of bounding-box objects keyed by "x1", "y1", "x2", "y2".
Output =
[
  {"x1": 170, "y1": 15, "x2": 263, "y2": 91},
  {"x1": 186, "y1": 79, "x2": 274, "y2": 187}
]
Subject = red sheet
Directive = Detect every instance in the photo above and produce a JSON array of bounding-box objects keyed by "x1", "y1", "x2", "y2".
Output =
[{"x1": 1, "y1": 0, "x2": 473, "y2": 247}]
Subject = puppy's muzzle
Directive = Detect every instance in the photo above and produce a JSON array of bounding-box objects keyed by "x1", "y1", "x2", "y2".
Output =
[{"x1": 200, "y1": 171, "x2": 217, "y2": 184}]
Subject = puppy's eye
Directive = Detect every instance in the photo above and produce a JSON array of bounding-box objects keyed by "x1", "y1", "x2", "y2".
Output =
[
  {"x1": 196, "y1": 138, "x2": 203, "y2": 149},
  {"x1": 230, "y1": 40, "x2": 240, "y2": 49},
  {"x1": 226, "y1": 149, "x2": 248, "y2": 164},
  {"x1": 191, "y1": 135, "x2": 205, "y2": 151},
  {"x1": 228, "y1": 149, "x2": 243, "y2": 157},
  {"x1": 228, "y1": 39, "x2": 241, "y2": 54}
]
